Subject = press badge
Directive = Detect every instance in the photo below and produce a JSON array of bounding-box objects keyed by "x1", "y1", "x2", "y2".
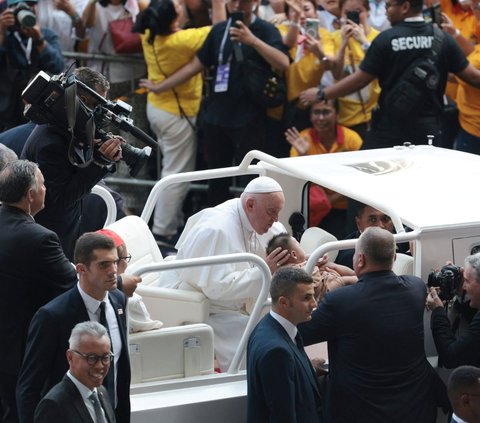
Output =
[{"x1": 214, "y1": 62, "x2": 230, "y2": 93}]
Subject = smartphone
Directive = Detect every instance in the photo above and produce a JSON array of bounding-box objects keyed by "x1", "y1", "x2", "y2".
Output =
[
  {"x1": 304, "y1": 18, "x2": 320, "y2": 39},
  {"x1": 431, "y1": 3, "x2": 442, "y2": 25},
  {"x1": 346, "y1": 10, "x2": 360, "y2": 25},
  {"x1": 230, "y1": 11, "x2": 244, "y2": 28}
]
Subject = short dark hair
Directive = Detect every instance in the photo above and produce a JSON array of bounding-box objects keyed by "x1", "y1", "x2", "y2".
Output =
[
  {"x1": 356, "y1": 227, "x2": 395, "y2": 267},
  {"x1": 270, "y1": 267, "x2": 313, "y2": 305},
  {"x1": 339, "y1": 0, "x2": 370, "y2": 13},
  {"x1": 133, "y1": 0, "x2": 178, "y2": 43},
  {"x1": 448, "y1": 365, "x2": 480, "y2": 402},
  {"x1": 310, "y1": 98, "x2": 340, "y2": 113},
  {"x1": 352, "y1": 200, "x2": 368, "y2": 218},
  {"x1": 73, "y1": 67, "x2": 110, "y2": 94},
  {"x1": 0, "y1": 160, "x2": 38, "y2": 204},
  {"x1": 74, "y1": 232, "x2": 115, "y2": 265},
  {"x1": 396, "y1": 0, "x2": 423, "y2": 13},
  {"x1": 266, "y1": 232, "x2": 293, "y2": 256}
]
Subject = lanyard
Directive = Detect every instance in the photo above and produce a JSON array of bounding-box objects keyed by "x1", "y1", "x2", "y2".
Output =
[
  {"x1": 14, "y1": 31, "x2": 33, "y2": 65},
  {"x1": 218, "y1": 14, "x2": 257, "y2": 64}
]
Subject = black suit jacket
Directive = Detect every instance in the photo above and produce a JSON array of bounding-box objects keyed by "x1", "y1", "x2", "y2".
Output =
[
  {"x1": 21, "y1": 124, "x2": 107, "y2": 259},
  {"x1": 431, "y1": 307, "x2": 480, "y2": 368},
  {"x1": 34, "y1": 375, "x2": 116, "y2": 423},
  {"x1": 299, "y1": 270, "x2": 445, "y2": 423},
  {"x1": 247, "y1": 313, "x2": 322, "y2": 423},
  {"x1": 0, "y1": 205, "x2": 77, "y2": 376},
  {"x1": 17, "y1": 286, "x2": 130, "y2": 423}
]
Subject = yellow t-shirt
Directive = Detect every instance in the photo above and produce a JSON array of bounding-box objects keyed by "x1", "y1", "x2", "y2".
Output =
[
  {"x1": 289, "y1": 124, "x2": 363, "y2": 156},
  {"x1": 290, "y1": 125, "x2": 363, "y2": 209},
  {"x1": 440, "y1": 0, "x2": 479, "y2": 100},
  {"x1": 323, "y1": 29, "x2": 381, "y2": 127},
  {"x1": 141, "y1": 26, "x2": 210, "y2": 117},
  {"x1": 457, "y1": 45, "x2": 480, "y2": 137}
]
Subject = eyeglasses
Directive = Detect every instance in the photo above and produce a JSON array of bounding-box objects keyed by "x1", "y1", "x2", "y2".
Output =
[
  {"x1": 312, "y1": 109, "x2": 334, "y2": 118},
  {"x1": 71, "y1": 350, "x2": 114, "y2": 366},
  {"x1": 119, "y1": 254, "x2": 132, "y2": 263}
]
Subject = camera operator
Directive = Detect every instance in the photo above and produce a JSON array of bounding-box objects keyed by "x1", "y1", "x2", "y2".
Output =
[
  {"x1": 21, "y1": 67, "x2": 123, "y2": 260},
  {"x1": 0, "y1": 0, "x2": 64, "y2": 131},
  {"x1": 427, "y1": 253, "x2": 480, "y2": 368}
]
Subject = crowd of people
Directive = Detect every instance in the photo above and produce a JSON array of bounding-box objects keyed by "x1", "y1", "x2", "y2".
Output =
[{"x1": 1, "y1": 0, "x2": 480, "y2": 421}]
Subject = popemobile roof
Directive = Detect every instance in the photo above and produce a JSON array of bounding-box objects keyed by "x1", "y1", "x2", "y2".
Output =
[{"x1": 259, "y1": 145, "x2": 480, "y2": 230}]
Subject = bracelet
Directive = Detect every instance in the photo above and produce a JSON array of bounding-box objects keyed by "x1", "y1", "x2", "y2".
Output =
[
  {"x1": 70, "y1": 12, "x2": 81, "y2": 24},
  {"x1": 453, "y1": 28, "x2": 461, "y2": 38},
  {"x1": 33, "y1": 36, "x2": 45, "y2": 47},
  {"x1": 361, "y1": 41, "x2": 371, "y2": 51}
]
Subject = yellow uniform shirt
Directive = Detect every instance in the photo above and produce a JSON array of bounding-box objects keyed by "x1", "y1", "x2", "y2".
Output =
[
  {"x1": 323, "y1": 29, "x2": 381, "y2": 127},
  {"x1": 457, "y1": 45, "x2": 480, "y2": 137},
  {"x1": 141, "y1": 26, "x2": 210, "y2": 117}
]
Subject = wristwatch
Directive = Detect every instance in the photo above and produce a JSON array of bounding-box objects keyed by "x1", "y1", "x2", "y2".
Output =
[
  {"x1": 33, "y1": 36, "x2": 45, "y2": 47},
  {"x1": 361, "y1": 41, "x2": 371, "y2": 51},
  {"x1": 316, "y1": 83, "x2": 326, "y2": 102}
]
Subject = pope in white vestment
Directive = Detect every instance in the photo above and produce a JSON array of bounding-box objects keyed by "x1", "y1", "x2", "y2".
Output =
[{"x1": 174, "y1": 177, "x2": 287, "y2": 371}]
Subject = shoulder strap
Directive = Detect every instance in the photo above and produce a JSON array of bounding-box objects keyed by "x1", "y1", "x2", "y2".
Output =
[{"x1": 429, "y1": 26, "x2": 444, "y2": 62}]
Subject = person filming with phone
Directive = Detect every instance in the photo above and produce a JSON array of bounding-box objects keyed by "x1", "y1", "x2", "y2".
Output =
[
  {"x1": 299, "y1": 0, "x2": 480, "y2": 149},
  {"x1": 139, "y1": 0, "x2": 289, "y2": 206}
]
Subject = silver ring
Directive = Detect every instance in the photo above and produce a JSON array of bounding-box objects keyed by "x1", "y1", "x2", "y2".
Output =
[{"x1": 276, "y1": 263, "x2": 281, "y2": 267}]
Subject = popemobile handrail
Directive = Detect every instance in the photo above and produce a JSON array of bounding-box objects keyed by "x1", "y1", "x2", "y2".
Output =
[
  {"x1": 92, "y1": 184, "x2": 117, "y2": 227},
  {"x1": 140, "y1": 149, "x2": 406, "y2": 234},
  {"x1": 305, "y1": 230, "x2": 422, "y2": 275},
  {"x1": 130, "y1": 252, "x2": 271, "y2": 374}
]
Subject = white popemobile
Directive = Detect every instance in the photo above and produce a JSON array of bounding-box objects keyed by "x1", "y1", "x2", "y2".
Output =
[{"x1": 101, "y1": 144, "x2": 480, "y2": 423}]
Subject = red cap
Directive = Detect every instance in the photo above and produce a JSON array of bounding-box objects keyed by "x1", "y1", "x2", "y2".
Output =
[{"x1": 96, "y1": 229, "x2": 125, "y2": 247}]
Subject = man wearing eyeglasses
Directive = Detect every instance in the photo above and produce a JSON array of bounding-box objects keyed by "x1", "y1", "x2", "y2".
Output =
[
  {"x1": 34, "y1": 321, "x2": 116, "y2": 423},
  {"x1": 17, "y1": 232, "x2": 130, "y2": 423}
]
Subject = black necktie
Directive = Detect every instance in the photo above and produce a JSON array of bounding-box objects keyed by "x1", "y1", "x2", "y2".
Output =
[
  {"x1": 89, "y1": 391, "x2": 108, "y2": 423},
  {"x1": 98, "y1": 301, "x2": 115, "y2": 409}
]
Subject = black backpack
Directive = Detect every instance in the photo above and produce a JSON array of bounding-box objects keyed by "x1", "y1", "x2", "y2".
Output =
[{"x1": 382, "y1": 27, "x2": 444, "y2": 121}]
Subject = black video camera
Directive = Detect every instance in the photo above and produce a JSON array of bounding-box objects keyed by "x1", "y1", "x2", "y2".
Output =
[
  {"x1": 427, "y1": 264, "x2": 462, "y2": 302},
  {"x1": 21, "y1": 70, "x2": 158, "y2": 177},
  {"x1": 10, "y1": 2, "x2": 36, "y2": 29}
]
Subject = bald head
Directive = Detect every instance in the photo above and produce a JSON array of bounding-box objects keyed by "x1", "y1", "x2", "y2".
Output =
[{"x1": 354, "y1": 227, "x2": 396, "y2": 274}]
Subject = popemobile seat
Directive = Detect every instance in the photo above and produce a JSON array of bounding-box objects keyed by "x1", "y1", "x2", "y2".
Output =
[
  {"x1": 300, "y1": 227, "x2": 339, "y2": 262},
  {"x1": 106, "y1": 215, "x2": 210, "y2": 326},
  {"x1": 105, "y1": 215, "x2": 214, "y2": 383}
]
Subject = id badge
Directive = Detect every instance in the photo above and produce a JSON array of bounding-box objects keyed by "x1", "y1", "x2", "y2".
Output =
[{"x1": 214, "y1": 63, "x2": 230, "y2": 93}]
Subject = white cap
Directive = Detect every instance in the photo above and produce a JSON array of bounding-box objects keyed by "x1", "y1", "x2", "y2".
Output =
[{"x1": 243, "y1": 176, "x2": 283, "y2": 194}]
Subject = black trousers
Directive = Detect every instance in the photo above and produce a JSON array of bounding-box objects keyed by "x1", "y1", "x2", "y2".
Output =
[
  {"x1": 202, "y1": 117, "x2": 267, "y2": 206},
  {"x1": 0, "y1": 372, "x2": 18, "y2": 423},
  {"x1": 362, "y1": 110, "x2": 442, "y2": 150}
]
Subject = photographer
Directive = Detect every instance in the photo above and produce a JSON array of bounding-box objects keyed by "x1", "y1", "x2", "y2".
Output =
[
  {"x1": 21, "y1": 67, "x2": 123, "y2": 260},
  {"x1": 427, "y1": 253, "x2": 480, "y2": 368},
  {"x1": 0, "y1": 0, "x2": 64, "y2": 131}
]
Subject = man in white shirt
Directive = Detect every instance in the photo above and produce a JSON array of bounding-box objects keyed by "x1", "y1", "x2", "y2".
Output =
[
  {"x1": 34, "y1": 321, "x2": 116, "y2": 423},
  {"x1": 174, "y1": 176, "x2": 290, "y2": 371},
  {"x1": 247, "y1": 267, "x2": 321, "y2": 422}
]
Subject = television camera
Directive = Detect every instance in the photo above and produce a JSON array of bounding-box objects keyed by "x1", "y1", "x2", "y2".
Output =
[{"x1": 21, "y1": 70, "x2": 158, "y2": 177}]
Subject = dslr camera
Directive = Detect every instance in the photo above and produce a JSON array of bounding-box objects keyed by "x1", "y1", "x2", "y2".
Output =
[
  {"x1": 427, "y1": 264, "x2": 462, "y2": 302},
  {"x1": 10, "y1": 2, "x2": 36, "y2": 29}
]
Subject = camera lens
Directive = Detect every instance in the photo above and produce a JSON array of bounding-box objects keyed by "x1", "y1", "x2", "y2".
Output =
[{"x1": 17, "y1": 9, "x2": 36, "y2": 27}]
